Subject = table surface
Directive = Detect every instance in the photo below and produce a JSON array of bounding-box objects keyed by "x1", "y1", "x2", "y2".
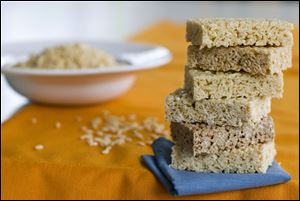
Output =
[{"x1": 1, "y1": 22, "x2": 299, "y2": 200}]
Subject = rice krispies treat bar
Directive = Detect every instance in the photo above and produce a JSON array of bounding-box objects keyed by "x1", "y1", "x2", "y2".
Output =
[
  {"x1": 187, "y1": 45, "x2": 292, "y2": 75},
  {"x1": 171, "y1": 116, "x2": 274, "y2": 156},
  {"x1": 186, "y1": 18, "x2": 294, "y2": 48},
  {"x1": 171, "y1": 141, "x2": 276, "y2": 173},
  {"x1": 185, "y1": 68, "x2": 283, "y2": 100},
  {"x1": 165, "y1": 89, "x2": 270, "y2": 127}
]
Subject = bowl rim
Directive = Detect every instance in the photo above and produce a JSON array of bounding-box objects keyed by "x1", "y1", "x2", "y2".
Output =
[{"x1": 1, "y1": 40, "x2": 172, "y2": 76}]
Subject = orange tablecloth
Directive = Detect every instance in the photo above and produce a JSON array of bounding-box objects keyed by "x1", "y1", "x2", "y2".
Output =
[{"x1": 1, "y1": 22, "x2": 299, "y2": 200}]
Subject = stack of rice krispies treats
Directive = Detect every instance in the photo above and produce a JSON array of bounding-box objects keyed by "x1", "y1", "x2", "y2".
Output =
[{"x1": 165, "y1": 18, "x2": 293, "y2": 173}]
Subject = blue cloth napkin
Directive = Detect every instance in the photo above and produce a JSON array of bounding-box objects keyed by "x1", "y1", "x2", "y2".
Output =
[{"x1": 141, "y1": 137, "x2": 291, "y2": 196}]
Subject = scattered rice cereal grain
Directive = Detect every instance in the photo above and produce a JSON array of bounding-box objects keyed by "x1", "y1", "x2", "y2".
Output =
[
  {"x1": 34, "y1": 144, "x2": 44, "y2": 150},
  {"x1": 96, "y1": 130, "x2": 104, "y2": 136},
  {"x1": 55, "y1": 121, "x2": 61, "y2": 129},
  {"x1": 150, "y1": 134, "x2": 160, "y2": 139},
  {"x1": 80, "y1": 134, "x2": 93, "y2": 140},
  {"x1": 79, "y1": 111, "x2": 170, "y2": 155},
  {"x1": 133, "y1": 131, "x2": 144, "y2": 140},
  {"x1": 137, "y1": 141, "x2": 146, "y2": 146},
  {"x1": 87, "y1": 140, "x2": 98, "y2": 147},
  {"x1": 81, "y1": 126, "x2": 88, "y2": 132},
  {"x1": 125, "y1": 137, "x2": 132, "y2": 142},
  {"x1": 146, "y1": 140, "x2": 153, "y2": 145},
  {"x1": 102, "y1": 146, "x2": 112, "y2": 154}
]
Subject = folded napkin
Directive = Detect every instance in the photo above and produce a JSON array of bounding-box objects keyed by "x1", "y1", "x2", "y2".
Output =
[{"x1": 141, "y1": 138, "x2": 291, "y2": 196}]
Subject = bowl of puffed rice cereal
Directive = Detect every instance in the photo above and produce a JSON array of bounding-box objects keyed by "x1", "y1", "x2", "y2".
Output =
[{"x1": 1, "y1": 41, "x2": 171, "y2": 105}]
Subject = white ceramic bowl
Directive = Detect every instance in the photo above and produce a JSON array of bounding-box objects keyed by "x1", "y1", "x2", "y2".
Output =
[{"x1": 1, "y1": 40, "x2": 172, "y2": 105}]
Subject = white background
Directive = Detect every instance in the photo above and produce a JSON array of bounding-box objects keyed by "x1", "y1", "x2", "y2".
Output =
[{"x1": 1, "y1": 1, "x2": 299, "y2": 43}]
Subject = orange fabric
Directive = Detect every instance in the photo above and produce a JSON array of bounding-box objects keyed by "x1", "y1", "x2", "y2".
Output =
[{"x1": 1, "y1": 22, "x2": 299, "y2": 200}]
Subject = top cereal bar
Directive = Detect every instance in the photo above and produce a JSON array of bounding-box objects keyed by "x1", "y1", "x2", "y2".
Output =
[{"x1": 186, "y1": 18, "x2": 293, "y2": 48}]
